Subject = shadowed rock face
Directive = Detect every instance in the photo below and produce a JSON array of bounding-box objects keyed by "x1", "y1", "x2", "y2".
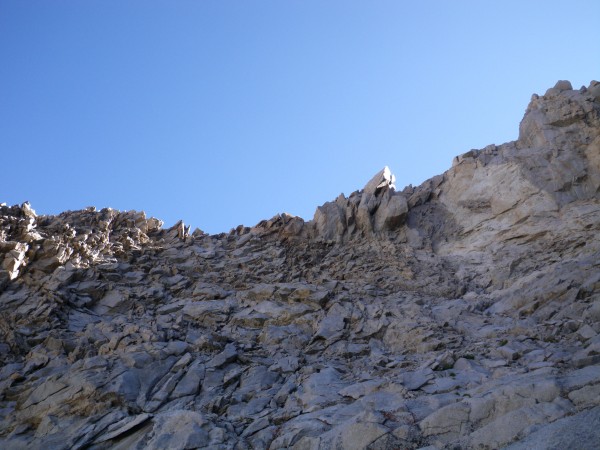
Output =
[{"x1": 1, "y1": 80, "x2": 599, "y2": 449}]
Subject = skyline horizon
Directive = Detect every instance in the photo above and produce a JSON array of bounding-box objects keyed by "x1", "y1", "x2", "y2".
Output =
[
  {"x1": 2, "y1": 2, "x2": 599, "y2": 233},
  {"x1": 3, "y1": 78, "x2": 598, "y2": 233}
]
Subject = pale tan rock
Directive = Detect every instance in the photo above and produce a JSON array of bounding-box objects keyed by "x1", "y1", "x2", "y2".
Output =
[
  {"x1": 588, "y1": 80, "x2": 600, "y2": 101},
  {"x1": 145, "y1": 410, "x2": 212, "y2": 449},
  {"x1": 384, "y1": 195, "x2": 408, "y2": 230},
  {"x1": 363, "y1": 166, "x2": 396, "y2": 195},
  {"x1": 313, "y1": 200, "x2": 347, "y2": 241},
  {"x1": 334, "y1": 421, "x2": 390, "y2": 449},
  {"x1": 419, "y1": 401, "x2": 470, "y2": 440},
  {"x1": 2, "y1": 242, "x2": 28, "y2": 279}
]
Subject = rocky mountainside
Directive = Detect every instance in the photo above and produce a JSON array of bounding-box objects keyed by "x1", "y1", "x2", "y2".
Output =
[{"x1": 1, "y1": 80, "x2": 600, "y2": 450}]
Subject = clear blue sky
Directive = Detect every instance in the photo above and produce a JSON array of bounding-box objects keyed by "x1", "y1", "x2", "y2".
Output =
[{"x1": 1, "y1": 1, "x2": 599, "y2": 234}]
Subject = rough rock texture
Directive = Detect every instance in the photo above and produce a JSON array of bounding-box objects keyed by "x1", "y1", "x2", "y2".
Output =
[{"x1": 1, "y1": 80, "x2": 600, "y2": 449}]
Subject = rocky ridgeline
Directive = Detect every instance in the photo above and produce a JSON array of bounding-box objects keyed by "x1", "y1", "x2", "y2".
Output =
[{"x1": 1, "y1": 80, "x2": 600, "y2": 449}]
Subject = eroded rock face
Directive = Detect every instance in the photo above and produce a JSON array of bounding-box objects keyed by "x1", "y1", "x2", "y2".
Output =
[{"x1": 1, "y1": 80, "x2": 599, "y2": 449}]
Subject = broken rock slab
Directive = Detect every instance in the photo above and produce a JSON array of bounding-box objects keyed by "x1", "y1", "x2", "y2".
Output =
[{"x1": 363, "y1": 166, "x2": 396, "y2": 195}]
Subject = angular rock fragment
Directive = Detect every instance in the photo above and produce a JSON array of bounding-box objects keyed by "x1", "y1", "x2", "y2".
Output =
[{"x1": 363, "y1": 166, "x2": 396, "y2": 195}]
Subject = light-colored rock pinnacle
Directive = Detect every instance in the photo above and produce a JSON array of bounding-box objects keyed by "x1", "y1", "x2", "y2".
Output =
[{"x1": 363, "y1": 166, "x2": 396, "y2": 194}]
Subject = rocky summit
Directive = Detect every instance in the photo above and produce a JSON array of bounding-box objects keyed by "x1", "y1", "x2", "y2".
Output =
[{"x1": 1, "y1": 80, "x2": 600, "y2": 450}]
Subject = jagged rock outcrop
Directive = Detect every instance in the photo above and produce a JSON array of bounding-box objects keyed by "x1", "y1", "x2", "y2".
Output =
[
  {"x1": 313, "y1": 166, "x2": 407, "y2": 242},
  {"x1": 0, "y1": 80, "x2": 599, "y2": 449}
]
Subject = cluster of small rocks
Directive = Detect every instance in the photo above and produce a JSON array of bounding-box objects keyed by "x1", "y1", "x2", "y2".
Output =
[{"x1": 1, "y1": 80, "x2": 600, "y2": 449}]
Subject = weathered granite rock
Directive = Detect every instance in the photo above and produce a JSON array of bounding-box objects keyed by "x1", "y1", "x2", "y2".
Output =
[
  {"x1": 0, "y1": 80, "x2": 599, "y2": 449},
  {"x1": 363, "y1": 166, "x2": 396, "y2": 194},
  {"x1": 588, "y1": 80, "x2": 600, "y2": 101}
]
